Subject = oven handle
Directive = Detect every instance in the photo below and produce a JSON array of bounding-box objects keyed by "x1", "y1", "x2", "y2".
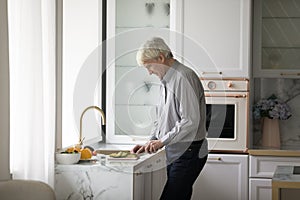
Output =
[{"x1": 205, "y1": 94, "x2": 247, "y2": 98}]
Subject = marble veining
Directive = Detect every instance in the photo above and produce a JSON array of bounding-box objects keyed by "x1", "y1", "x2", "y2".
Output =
[
  {"x1": 55, "y1": 158, "x2": 138, "y2": 200},
  {"x1": 56, "y1": 167, "x2": 131, "y2": 200}
]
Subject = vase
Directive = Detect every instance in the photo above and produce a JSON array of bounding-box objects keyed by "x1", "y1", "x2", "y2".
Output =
[{"x1": 261, "y1": 118, "x2": 281, "y2": 149}]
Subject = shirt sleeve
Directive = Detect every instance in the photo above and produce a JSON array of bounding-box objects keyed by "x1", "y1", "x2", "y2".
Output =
[
  {"x1": 149, "y1": 120, "x2": 158, "y2": 140},
  {"x1": 160, "y1": 75, "x2": 203, "y2": 145},
  {"x1": 149, "y1": 83, "x2": 164, "y2": 141}
]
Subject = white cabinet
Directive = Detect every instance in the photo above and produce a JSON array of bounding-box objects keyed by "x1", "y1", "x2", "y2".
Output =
[
  {"x1": 182, "y1": 0, "x2": 251, "y2": 78},
  {"x1": 106, "y1": 0, "x2": 182, "y2": 144},
  {"x1": 253, "y1": 0, "x2": 300, "y2": 78},
  {"x1": 249, "y1": 155, "x2": 300, "y2": 200},
  {"x1": 136, "y1": 165, "x2": 167, "y2": 200},
  {"x1": 192, "y1": 154, "x2": 249, "y2": 200}
]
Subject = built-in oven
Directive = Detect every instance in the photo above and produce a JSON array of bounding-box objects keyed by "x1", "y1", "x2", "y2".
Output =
[{"x1": 200, "y1": 79, "x2": 249, "y2": 152}]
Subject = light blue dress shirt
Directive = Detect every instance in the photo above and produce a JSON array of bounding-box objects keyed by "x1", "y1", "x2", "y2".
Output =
[{"x1": 150, "y1": 60, "x2": 207, "y2": 163}]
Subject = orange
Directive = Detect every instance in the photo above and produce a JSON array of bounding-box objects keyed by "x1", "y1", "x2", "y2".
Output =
[
  {"x1": 66, "y1": 147, "x2": 76, "y2": 153},
  {"x1": 75, "y1": 147, "x2": 82, "y2": 153},
  {"x1": 65, "y1": 146, "x2": 82, "y2": 153},
  {"x1": 80, "y1": 148, "x2": 92, "y2": 159}
]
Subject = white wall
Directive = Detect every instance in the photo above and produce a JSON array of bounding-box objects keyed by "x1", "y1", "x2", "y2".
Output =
[{"x1": 0, "y1": 0, "x2": 10, "y2": 181}]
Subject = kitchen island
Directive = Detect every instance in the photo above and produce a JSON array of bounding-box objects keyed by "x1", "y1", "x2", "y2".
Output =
[
  {"x1": 55, "y1": 145, "x2": 166, "y2": 200},
  {"x1": 272, "y1": 165, "x2": 300, "y2": 200}
]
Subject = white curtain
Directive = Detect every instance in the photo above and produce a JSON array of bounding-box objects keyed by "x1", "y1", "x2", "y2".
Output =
[{"x1": 8, "y1": 0, "x2": 56, "y2": 187}]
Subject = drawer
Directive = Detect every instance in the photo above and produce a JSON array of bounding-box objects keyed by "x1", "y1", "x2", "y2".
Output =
[
  {"x1": 249, "y1": 155, "x2": 300, "y2": 178},
  {"x1": 249, "y1": 178, "x2": 272, "y2": 200}
]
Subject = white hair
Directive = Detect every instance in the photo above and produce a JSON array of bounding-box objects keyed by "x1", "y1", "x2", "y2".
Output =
[{"x1": 136, "y1": 37, "x2": 173, "y2": 66}]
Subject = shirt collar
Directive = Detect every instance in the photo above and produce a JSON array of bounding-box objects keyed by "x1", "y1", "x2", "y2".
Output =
[{"x1": 161, "y1": 60, "x2": 179, "y2": 84}]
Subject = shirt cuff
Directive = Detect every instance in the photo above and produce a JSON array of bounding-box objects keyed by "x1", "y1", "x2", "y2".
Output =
[
  {"x1": 160, "y1": 134, "x2": 170, "y2": 146},
  {"x1": 150, "y1": 136, "x2": 158, "y2": 140}
]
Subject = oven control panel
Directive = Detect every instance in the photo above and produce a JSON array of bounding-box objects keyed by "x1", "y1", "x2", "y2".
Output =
[{"x1": 200, "y1": 79, "x2": 249, "y2": 91}]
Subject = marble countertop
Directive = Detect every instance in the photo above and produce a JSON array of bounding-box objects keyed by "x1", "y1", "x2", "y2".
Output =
[
  {"x1": 56, "y1": 143, "x2": 166, "y2": 174},
  {"x1": 273, "y1": 166, "x2": 300, "y2": 183}
]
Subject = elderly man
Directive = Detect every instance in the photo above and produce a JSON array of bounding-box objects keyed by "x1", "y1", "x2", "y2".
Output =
[{"x1": 131, "y1": 37, "x2": 208, "y2": 200}]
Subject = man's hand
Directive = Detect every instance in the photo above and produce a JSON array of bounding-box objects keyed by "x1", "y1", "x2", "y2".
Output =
[
  {"x1": 145, "y1": 140, "x2": 164, "y2": 154},
  {"x1": 131, "y1": 144, "x2": 145, "y2": 154}
]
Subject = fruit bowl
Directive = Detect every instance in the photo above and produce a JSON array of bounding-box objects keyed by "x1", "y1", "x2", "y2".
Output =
[{"x1": 56, "y1": 152, "x2": 81, "y2": 165}]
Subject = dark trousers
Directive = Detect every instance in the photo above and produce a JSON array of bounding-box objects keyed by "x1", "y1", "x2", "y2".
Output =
[{"x1": 160, "y1": 142, "x2": 208, "y2": 200}]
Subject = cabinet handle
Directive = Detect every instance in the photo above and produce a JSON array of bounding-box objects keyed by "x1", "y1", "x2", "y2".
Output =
[
  {"x1": 208, "y1": 157, "x2": 222, "y2": 161},
  {"x1": 205, "y1": 94, "x2": 247, "y2": 98},
  {"x1": 147, "y1": 164, "x2": 153, "y2": 168},
  {"x1": 135, "y1": 172, "x2": 142, "y2": 176},
  {"x1": 280, "y1": 73, "x2": 300, "y2": 76},
  {"x1": 202, "y1": 71, "x2": 222, "y2": 75}
]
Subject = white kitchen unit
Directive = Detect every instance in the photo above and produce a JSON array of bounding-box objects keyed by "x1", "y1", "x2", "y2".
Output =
[
  {"x1": 191, "y1": 154, "x2": 249, "y2": 200},
  {"x1": 106, "y1": 0, "x2": 182, "y2": 143},
  {"x1": 182, "y1": 0, "x2": 252, "y2": 78},
  {"x1": 55, "y1": 149, "x2": 166, "y2": 200},
  {"x1": 249, "y1": 155, "x2": 300, "y2": 200},
  {"x1": 253, "y1": 0, "x2": 300, "y2": 78}
]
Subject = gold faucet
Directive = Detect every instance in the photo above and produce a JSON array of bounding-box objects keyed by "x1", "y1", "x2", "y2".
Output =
[{"x1": 79, "y1": 106, "x2": 106, "y2": 145}]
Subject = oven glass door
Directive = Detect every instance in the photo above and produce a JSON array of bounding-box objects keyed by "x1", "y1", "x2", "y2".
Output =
[{"x1": 206, "y1": 104, "x2": 235, "y2": 139}]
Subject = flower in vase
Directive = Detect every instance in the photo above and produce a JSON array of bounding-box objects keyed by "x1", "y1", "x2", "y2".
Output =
[{"x1": 253, "y1": 94, "x2": 292, "y2": 120}]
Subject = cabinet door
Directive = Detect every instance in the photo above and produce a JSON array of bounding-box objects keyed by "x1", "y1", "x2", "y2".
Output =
[
  {"x1": 182, "y1": 0, "x2": 251, "y2": 78},
  {"x1": 134, "y1": 167, "x2": 167, "y2": 200},
  {"x1": 191, "y1": 154, "x2": 248, "y2": 200},
  {"x1": 151, "y1": 166, "x2": 167, "y2": 200},
  {"x1": 134, "y1": 172, "x2": 145, "y2": 200},
  {"x1": 253, "y1": 0, "x2": 300, "y2": 78},
  {"x1": 106, "y1": 0, "x2": 182, "y2": 144},
  {"x1": 134, "y1": 150, "x2": 167, "y2": 200},
  {"x1": 249, "y1": 178, "x2": 272, "y2": 200}
]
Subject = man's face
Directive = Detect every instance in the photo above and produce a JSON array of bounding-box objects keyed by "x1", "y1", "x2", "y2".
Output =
[{"x1": 143, "y1": 56, "x2": 167, "y2": 80}]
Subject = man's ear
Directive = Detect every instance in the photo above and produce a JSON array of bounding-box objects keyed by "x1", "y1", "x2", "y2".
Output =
[{"x1": 158, "y1": 54, "x2": 165, "y2": 63}]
